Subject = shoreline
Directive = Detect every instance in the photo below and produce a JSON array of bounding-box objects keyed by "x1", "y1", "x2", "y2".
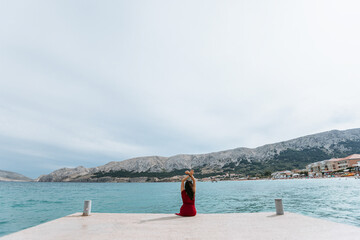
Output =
[{"x1": 1, "y1": 175, "x2": 358, "y2": 183}]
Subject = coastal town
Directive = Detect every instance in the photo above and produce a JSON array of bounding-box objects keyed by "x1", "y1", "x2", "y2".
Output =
[
  {"x1": 195, "y1": 154, "x2": 360, "y2": 182},
  {"x1": 271, "y1": 153, "x2": 360, "y2": 179}
]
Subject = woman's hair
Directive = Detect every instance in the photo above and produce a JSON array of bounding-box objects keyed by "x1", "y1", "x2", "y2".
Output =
[{"x1": 185, "y1": 180, "x2": 194, "y2": 200}]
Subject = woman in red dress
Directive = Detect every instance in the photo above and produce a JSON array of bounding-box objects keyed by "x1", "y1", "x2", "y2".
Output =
[{"x1": 176, "y1": 169, "x2": 196, "y2": 217}]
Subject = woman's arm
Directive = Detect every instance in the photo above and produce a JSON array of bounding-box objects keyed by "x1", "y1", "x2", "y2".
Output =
[
  {"x1": 180, "y1": 174, "x2": 190, "y2": 192},
  {"x1": 189, "y1": 170, "x2": 196, "y2": 193}
]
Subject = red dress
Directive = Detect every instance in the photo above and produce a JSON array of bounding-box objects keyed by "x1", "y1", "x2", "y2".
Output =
[{"x1": 176, "y1": 190, "x2": 196, "y2": 216}]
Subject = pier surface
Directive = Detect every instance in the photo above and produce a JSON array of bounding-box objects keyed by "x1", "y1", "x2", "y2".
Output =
[{"x1": 2, "y1": 212, "x2": 360, "y2": 240}]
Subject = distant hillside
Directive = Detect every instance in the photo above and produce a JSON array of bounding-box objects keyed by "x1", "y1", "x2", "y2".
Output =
[
  {"x1": 37, "y1": 128, "x2": 360, "y2": 182},
  {"x1": 0, "y1": 170, "x2": 32, "y2": 182}
]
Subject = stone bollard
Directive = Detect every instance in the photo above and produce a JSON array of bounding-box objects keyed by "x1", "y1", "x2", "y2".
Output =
[
  {"x1": 83, "y1": 200, "x2": 92, "y2": 216},
  {"x1": 275, "y1": 199, "x2": 284, "y2": 215}
]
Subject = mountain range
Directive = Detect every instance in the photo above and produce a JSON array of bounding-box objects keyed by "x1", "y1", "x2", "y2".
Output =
[
  {"x1": 0, "y1": 170, "x2": 32, "y2": 182},
  {"x1": 36, "y1": 128, "x2": 360, "y2": 182}
]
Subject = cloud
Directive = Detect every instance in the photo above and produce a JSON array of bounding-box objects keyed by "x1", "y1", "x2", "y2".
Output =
[{"x1": 1, "y1": 0, "x2": 360, "y2": 177}]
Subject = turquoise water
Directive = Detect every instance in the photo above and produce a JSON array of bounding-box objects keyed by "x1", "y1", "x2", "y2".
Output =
[{"x1": 1, "y1": 178, "x2": 360, "y2": 237}]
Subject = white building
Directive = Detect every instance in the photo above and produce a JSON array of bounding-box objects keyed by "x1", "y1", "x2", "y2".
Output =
[{"x1": 271, "y1": 170, "x2": 292, "y2": 179}]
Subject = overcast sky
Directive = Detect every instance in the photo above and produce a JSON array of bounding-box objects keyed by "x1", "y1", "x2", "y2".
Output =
[{"x1": 1, "y1": 0, "x2": 360, "y2": 178}]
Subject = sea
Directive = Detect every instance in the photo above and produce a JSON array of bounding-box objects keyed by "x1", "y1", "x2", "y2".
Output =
[{"x1": 1, "y1": 178, "x2": 360, "y2": 237}]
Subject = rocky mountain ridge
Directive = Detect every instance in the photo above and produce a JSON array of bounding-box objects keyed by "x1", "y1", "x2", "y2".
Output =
[
  {"x1": 37, "y1": 128, "x2": 360, "y2": 182},
  {"x1": 0, "y1": 170, "x2": 33, "y2": 182}
]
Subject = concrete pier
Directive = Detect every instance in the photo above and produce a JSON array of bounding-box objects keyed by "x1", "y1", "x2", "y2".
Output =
[{"x1": 1, "y1": 212, "x2": 360, "y2": 240}]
